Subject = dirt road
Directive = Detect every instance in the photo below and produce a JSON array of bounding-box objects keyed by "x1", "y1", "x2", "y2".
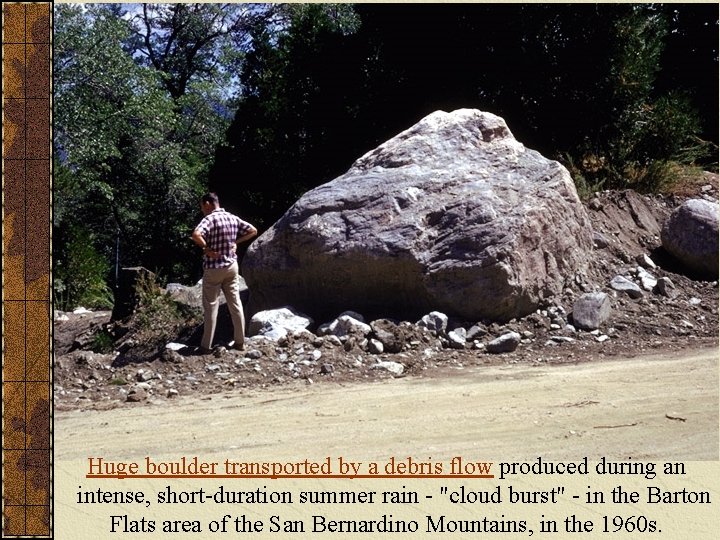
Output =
[{"x1": 56, "y1": 347, "x2": 718, "y2": 462}]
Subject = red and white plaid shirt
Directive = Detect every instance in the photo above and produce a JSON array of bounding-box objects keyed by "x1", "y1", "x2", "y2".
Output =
[{"x1": 195, "y1": 208, "x2": 254, "y2": 269}]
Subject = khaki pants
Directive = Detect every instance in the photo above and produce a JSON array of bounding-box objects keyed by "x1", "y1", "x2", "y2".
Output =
[{"x1": 201, "y1": 261, "x2": 245, "y2": 349}]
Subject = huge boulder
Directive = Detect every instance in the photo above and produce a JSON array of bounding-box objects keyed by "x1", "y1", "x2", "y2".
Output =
[
  {"x1": 243, "y1": 109, "x2": 593, "y2": 321},
  {"x1": 661, "y1": 199, "x2": 718, "y2": 277}
]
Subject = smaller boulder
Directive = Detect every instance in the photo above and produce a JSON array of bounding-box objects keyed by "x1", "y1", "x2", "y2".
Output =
[
  {"x1": 636, "y1": 253, "x2": 657, "y2": 270},
  {"x1": 636, "y1": 267, "x2": 657, "y2": 292},
  {"x1": 466, "y1": 324, "x2": 487, "y2": 340},
  {"x1": 367, "y1": 339, "x2": 384, "y2": 355},
  {"x1": 661, "y1": 198, "x2": 719, "y2": 277},
  {"x1": 248, "y1": 307, "x2": 313, "y2": 339},
  {"x1": 486, "y1": 332, "x2": 521, "y2": 354},
  {"x1": 447, "y1": 328, "x2": 467, "y2": 349},
  {"x1": 370, "y1": 319, "x2": 405, "y2": 353},
  {"x1": 610, "y1": 276, "x2": 643, "y2": 299},
  {"x1": 654, "y1": 276, "x2": 678, "y2": 299},
  {"x1": 125, "y1": 386, "x2": 147, "y2": 403},
  {"x1": 572, "y1": 292, "x2": 611, "y2": 331},
  {"x1": 371, "y1": 361, "x2": 405, "y2": 376},
  {"x1": 326, "y1": 315, "x2": 372, "y2": 338},
  {"x1": 417, "y1": 311, "x2": 449, "y2": 336}
]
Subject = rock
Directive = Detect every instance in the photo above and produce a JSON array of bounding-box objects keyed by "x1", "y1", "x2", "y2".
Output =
[
  {"x1": 654, "y1": 277, "x2": 678, "y2": 299},
  {"x1": 136, "y1": 369, "x2": 153, "y2": 382},
  {"x1": 245, "y1": 349, "x2": 263, "y2": 360},
  {"x1": 326, "y1": 315, "x2": 372, "y2": 338},
  {"x1": 320, "y1": 363, "x2": 334, "y2": 374},
  {"x1": 447, "y1": 328, "x2": 467, "y2": 349},
  {"x1": 525, "y1": 313, "x2": 549, "y2": 329},
  {"x1": 610, "y1": 275, "x2": 643, "y2": 299},
  {"x1": 417, "y1": 311, "x2": 449, "y2": 336},
  {"x1": 243, "y1": 109, "x2": 593, "y2": 322},
  {"x1": 592, "y1": 231, "x2": 610, "y2": 249},
  {"x1": 71, "y1": 329, "x2": 100, "y2": 351},
  {"x1": 73, "y1": 307, "x2": 92, "y2": 315},
  {"x1": 466, "y1": 324, "x2": 487, "y2": 340},
  {"x1": 636, "y1": 267, "x2": 657, "y2": 292},
  {"x1": 166, "y1": 277, "x2": 250, "y2": 312},
  {"x1": 165, "y1": 342, "x2": 187, "y2": 351},
  {"x1": 259, "y1": 324, "x2": 288, "y2": 341},
  {"x1": 367, "y1": 339, "x2": 384, "y2": 355},
  {"x1": 126, "y1": 386, "x2": 147, "y2": 402},
  {"x1": 636, "y1": 253, "x2": 657, "y2": 269},
  {"x1": 337, "y1": 310, "x2": 366, "y2": 323},
  {"x1": 486, "y1": 332, "x2": 521, "y2": 354},
  {"x1": 371, "y1": 361, "x2": 405, "y2": 376},
  {"x1": 160, "y1": 349, "x2": 183, "y2": 363},
  {"x1": 54, "y1": 311, "x2": 70, "y2": 322},
  {"x1": 370, "y1": 319, "x2": 405, "y2": 353},
  {"x1": 165, "y1": 282, "x2": 203, "y2": 310},
  {"x1": 572, "y1": 292, "x2": 611, "y2": 330},
  {"x1": 588, "y1": 198, "x2": 603, "y2": 211},
  {"x1": 166, "y1": 389, "x2": 179, "y2": 398},
  {"x1": 248, "y1": 307, "x2": 313, "y2": 340},
  {"x1": 324, "y1": 335, "x2": 343, "y2": 347},
  {"x1": 661, "y1": 198, "x2": 719, "y2": 277}
]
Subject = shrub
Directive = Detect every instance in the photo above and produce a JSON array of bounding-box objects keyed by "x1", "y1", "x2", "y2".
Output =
[
  {"x1": 90, "y1": 328, "x2": 115, "y2": 354},
  {"x1": 54, "y1": 226, "x2": 113, "y2": 311}
]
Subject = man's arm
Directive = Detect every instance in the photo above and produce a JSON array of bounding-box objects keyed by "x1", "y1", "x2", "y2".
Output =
[
  {"x1": 192, "y1": 228, "x2": 220, "y2": 258},
  {"x1": 236, "y1": 225, "x2": 258, "y2": 245},
  {"x1": 191, "y1": 229, "x2": 207, "y2": 249}
]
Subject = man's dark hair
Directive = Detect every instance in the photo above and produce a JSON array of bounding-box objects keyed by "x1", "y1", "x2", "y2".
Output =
[{"x1": 201, "y1": 192, "x2": 219, "y2": 205}]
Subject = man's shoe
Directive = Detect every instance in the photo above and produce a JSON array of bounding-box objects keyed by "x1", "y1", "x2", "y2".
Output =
[
  {"x1": 196, "y1": 346, "x2": 213, "y2": 355},
  {"x1": 230, "y1": 342, "x2": 244, "y2": 352}
]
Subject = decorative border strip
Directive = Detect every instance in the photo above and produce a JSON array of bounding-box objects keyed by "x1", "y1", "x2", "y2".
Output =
[{"x1": 2, "y1": 3, "x2": 52, "y2": 538}]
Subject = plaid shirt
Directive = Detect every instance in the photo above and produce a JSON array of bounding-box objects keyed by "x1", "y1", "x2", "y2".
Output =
[{"x1": 195, "y1": 208, "x2": 254, "y2": 269}]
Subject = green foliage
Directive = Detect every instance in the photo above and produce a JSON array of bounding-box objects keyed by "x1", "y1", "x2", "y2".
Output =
[
  {"x1": 544, "y1": 6, "x2": 715, "y2": 194},
  {"x1": 53, "y1": 226, "x2": 113, "y2": 311},
  {"x1": 55, "y1": 2, "x2": 717, "y2": 273},
  {"x1": 133, "y1": 271, "x2": 182, "y2": 330},
  {"x1": 90, "y1": 329, "x2": 115, "y2": 354},
  {"x1": 560, "y1": 153, "x2": 606, "y2": 200},
  {"x1": 119, "y1": 271, "x2": 201, "y2": 358},
  {"x1": 54, "y1": 3, "x2": 270, "y2": 287}
]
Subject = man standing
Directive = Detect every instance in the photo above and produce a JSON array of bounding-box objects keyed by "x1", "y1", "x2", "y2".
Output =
[{"x1": 191, "y1": 193, "x2": 257, "y2": 352}]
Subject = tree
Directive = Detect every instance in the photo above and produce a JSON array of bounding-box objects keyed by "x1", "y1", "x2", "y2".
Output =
[
  {"x1": 54, "y1": 3, "x2": 282, "y2": 295},
  {"x1": 586, "y1": 5, "x2": 714, "y2": 190},
  {"x1": 210, "y1": 3, "x2": 361, "y2": 228},
  {"x1": 55, "y1": 4, "x2": 203, "y2": 286}
]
